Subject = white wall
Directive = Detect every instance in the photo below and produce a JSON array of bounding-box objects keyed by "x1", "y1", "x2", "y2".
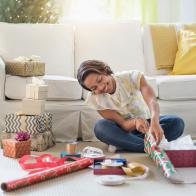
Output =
[
  {"x1": 157, "y1": 0, "x2": 181, "y2": 23},
  {"x1": 157, "y1": 0, "x2": 196, "y2": 23},
  {"x1": 181, "y1": 0, "x2": 196, "y2": 22}
]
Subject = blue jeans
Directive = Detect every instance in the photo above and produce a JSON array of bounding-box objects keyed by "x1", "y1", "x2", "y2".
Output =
[{"x1": 94, "y1": 115, "x2": 184, "y2": 152}]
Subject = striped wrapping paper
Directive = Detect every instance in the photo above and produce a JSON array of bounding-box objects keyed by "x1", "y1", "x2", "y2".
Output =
[{"x1": 5, "y1": 113, "x2": 52, "y2": 135}]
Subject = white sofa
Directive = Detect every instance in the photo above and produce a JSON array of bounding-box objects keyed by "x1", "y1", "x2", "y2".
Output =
[{"x1": 0, "y1": 21, "x2": 195, "y2": 142}]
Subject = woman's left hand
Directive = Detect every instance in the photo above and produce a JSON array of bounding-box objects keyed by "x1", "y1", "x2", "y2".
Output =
[{"x1": 149, "y1": 121, "x2": 164, "y2": 145}]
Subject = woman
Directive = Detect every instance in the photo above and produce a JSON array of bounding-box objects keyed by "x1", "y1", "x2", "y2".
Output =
[{"x1": 77, "y1": 60, "x2": 184, "y2": 152}]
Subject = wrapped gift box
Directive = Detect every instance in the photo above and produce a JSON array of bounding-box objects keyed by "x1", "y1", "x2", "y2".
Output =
[
  {"x1": 2, "y1": 139, "x2": 31, "y2": 158},
  {"x1": 21, "y1": 98, "x2": 45, "y2": 115},
  {"x1": 93, "y1": 158, "x2": 127, "y2": 175},
  {"x1": 26, "y1": 84, "x2": 48, "y2": 100},
  {"x1": 5, "y1": 59, "x2": 45, "y2": 76},
  {"x1": 165, "y1": 150, "x2": 196, "y2": 167},
  {"x1": 1, "y1": 130, "x2": 55, "y2": 152},
  {"x1": 5, "y1": 113, "x2": 52, "y2": 135}
]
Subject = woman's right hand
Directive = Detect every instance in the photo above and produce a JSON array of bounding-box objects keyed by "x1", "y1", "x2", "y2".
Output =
[{"x1": 122, "y1": 118, "x2": 149, "y2": 133}]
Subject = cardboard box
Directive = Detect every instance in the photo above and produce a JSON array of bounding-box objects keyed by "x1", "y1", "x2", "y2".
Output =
[
  {"x1": 26, "y1": 84, "x2": 48, "y2": 100},
  {"x1": 93, "y1": 158, "x2": 127, "y2": 175},
  {"x1": 2, "y1": 139, "x2": 31, "y2": 158},
  {"x1": 21, "y1": 98, "x2": 45, "y2": 115},
  {"x1": 165, "y1": 150, "x2": 196, "y2": 167}
]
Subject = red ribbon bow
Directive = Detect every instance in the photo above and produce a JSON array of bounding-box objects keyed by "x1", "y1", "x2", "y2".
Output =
[{"x1": 19, "y1": 154, "x2": 81, "y2": 174}]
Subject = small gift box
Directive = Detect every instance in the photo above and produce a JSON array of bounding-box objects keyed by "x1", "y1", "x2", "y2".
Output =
[
  {"x1": 5, "y1": 55, "x2": 45, "y2": 76},
  {"x1": 2, "y1": 131, "x2": 31, "y2": 158},
  {"x1": 21, "y1": 98, "x2": 45, "y2": 115},
  {"x1": 93, "y1": 158, "x2": 127, "y2": 175},
  {"x1": 26, "y1": 84, "x2": 48, "y2": 100}
]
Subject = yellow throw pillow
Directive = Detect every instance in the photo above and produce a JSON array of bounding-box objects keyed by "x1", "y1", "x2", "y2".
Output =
[
  {"x1": 150, "y1": 24, "x2": 178, "y2": 70},
  {"x1": 170, "y1": 30, "x2": 196, "y2": 75}
]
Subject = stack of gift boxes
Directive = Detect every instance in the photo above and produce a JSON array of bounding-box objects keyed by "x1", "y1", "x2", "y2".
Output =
[{"x1": 1, "y1": 56, "x2": 55, "y2": 158}]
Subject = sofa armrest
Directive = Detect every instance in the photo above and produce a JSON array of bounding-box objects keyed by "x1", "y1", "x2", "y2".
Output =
[{"x1": 0, "y1": 57, "x2": 5, "y2": 101}]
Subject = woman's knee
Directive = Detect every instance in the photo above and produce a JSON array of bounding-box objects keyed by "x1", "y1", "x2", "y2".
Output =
[
  {"x1": 174, "y1": 117, "x2": 185, "y2": 137},
  {"x1": 163, "y1": 115, "x2": 185, "y2": 140},
  {"x1": 94, "y1": 119, "x2": 113, "y2": 139}
]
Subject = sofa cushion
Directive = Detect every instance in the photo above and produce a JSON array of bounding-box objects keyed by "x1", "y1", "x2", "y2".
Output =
[
  {"x1": 5, "y1": 75, "x2": 82, "y2": 100},
  {"x1": 171, "y1": 30, "x2": 196, "y2": 75},
  {"x1": 75, "y1": 21, "x2": 145, "y2": 75},
  {"x1": 155, "y1": 75, "x2": 196, "y2": 100},
  {"x1": 143, "y1": 24, "x2": 186, "y2": 76},
  {"x1": 0, "y1": 22, "x2": 74, "y2": 77},
  {"x1": 149, "y1": 24, "x2": 178, "y2": 70}
]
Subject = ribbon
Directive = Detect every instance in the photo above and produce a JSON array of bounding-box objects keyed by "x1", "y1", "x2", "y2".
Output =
[
  {"x1": 19, "y1": 154, "x2": 81, "y2": 174},
  {"x1": 14, "y1": 55, "x2": 41, "y2": 62}
]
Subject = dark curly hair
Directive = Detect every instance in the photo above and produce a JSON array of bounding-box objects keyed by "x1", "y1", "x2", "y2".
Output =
[{"x1": 77, "y1": 60, "x2": 113, "y2": 91}]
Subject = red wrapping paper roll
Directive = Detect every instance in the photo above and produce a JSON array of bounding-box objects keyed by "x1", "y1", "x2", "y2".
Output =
[{"x1": 1, "y1": 157, "x2": 93, "y2": 192}]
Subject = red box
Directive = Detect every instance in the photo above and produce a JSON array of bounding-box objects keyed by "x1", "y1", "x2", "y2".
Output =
[
  {"x1": 165, "y1": 150, "x2": 196, "y2": 167},
  {"x1": 93, "y1": 158, "x2": 127, "y2": 175}
]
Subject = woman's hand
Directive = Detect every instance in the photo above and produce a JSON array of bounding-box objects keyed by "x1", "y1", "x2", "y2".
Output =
[
  {"x1": 135, "y1": 118, "x2": 150, "y2": 133},
  {"x1": 149, "y1": 121, "x2": 164, "y2": 144},
  {"x1": 122, "y1": 118, "x2": 149, "y2": 133}
]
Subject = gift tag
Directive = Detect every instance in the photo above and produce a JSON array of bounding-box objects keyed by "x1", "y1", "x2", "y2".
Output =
[{"x1": 96, "y1": 175, "x2": 126, "y2": 186}]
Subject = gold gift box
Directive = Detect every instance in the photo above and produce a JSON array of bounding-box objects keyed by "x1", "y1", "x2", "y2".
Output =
[{"x1": 5, "y1": 60, "x2": 45, "y2": 76}]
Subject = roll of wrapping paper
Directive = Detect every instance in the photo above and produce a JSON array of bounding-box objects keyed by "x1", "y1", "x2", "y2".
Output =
[
  {"x1": 144, "y1": 132, "x2": 176, "y2": 178},
  {"x1": 1, "y1": 157, "x2": 93, "y2": 192}
]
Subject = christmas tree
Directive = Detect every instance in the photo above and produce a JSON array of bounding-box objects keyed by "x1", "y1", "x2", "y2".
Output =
[{"x1": 0, "y1": 0, "x2": 63, "y2": 23}]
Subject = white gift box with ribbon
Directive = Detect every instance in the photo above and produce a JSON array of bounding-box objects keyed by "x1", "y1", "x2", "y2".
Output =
[
  {"x1": 26, "y1": 78, "x2": 48, "y2": 100},
  {"x1": 26, "y1": 84, "x2": 48, "y2": 100},
  {"x1": 21, "y1": 98, "x2": 45, "y2": 115}
]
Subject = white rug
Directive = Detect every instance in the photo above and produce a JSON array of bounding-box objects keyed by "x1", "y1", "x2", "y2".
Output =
[{"x1": 0, "y1": 141, "x2": 196, "y2": 196}]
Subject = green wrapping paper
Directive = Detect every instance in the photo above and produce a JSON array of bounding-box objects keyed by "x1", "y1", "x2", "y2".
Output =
[{"x1": 144, "y1": 132, "x2": 176, "y2": 178}]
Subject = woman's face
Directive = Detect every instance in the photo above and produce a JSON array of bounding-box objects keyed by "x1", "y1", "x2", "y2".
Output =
[{"x1": 83, "y1": 73, "x2": 116, "y2": 95}]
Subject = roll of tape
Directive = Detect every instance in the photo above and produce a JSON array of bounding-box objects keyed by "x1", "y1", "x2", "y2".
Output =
[{"x1": 96, "y1": 175, "x2": 126, "y2": 186}]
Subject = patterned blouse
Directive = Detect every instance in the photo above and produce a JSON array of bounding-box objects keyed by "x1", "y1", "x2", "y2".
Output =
[{"x1": 86, "y1": 70, "x2": 151, "y2": 119}]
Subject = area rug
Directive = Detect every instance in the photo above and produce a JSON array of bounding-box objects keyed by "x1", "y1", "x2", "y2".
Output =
[{"x1": 0, "y1": 141, "x2": 195, "y2": 196}]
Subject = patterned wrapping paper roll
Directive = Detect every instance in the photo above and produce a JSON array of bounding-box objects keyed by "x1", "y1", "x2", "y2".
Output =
[
  {"x1": 144, "y1": 132, "x2": 176, "y2": 178},
  {"x1": 1, "y1": 157, "x2": 93, "y2": 192}
]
